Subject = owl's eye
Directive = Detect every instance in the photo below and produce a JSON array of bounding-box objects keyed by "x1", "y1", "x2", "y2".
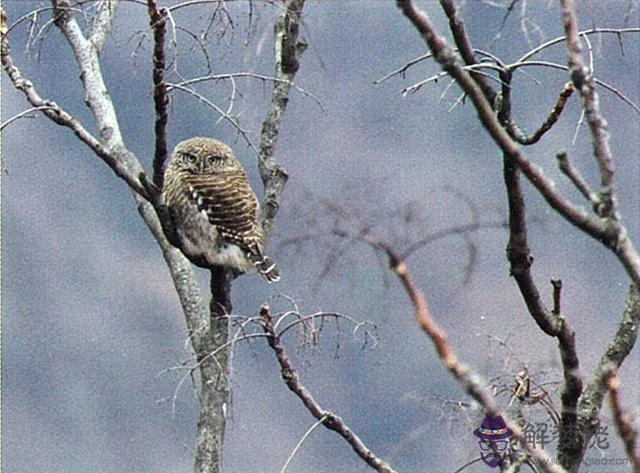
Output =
[
  {"x1": 207, "y1": 155, "x2": 220, "y2": 165},
  {"x1": 181, "y1": 153, "x2": 196, "y2": 164}
]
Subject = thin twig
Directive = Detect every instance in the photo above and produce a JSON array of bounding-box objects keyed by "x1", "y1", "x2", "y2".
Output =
[
  {"x1": 0, "y1": 105, "x2": 54, "y2": 130},
  {"x1": 170, "y1": 72, "x2": 322, "y2": 107},
  {"x1": 516, "y1": 27, "x2": 640, "y2": 65},
  {"x1": 556, "y1": 152, "x2": 595, "y2": 203},
  {"x1": 279, "y1": 416, "x2": 328, "y2": 473},
  {"x1": 168, "y1": 82, "x2": 258, "y2": 153},
  {"x1": 505, "y1": 61, "x2": 640, "y2": 116}
]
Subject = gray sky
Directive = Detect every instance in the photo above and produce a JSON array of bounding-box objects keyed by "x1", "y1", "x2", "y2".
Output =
[{"x1": 2, "y1": 1, "x2": 639, "y2": 472}]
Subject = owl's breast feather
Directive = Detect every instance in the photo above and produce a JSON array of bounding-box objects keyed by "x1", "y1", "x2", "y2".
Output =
[{"x1": 173, "y1": 206, "x2": 252, "y2": 272}]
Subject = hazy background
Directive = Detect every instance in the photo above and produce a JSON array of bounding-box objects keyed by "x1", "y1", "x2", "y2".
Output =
[{"x1": 2, "y1": 1, "x2": 638, "y2": 472}]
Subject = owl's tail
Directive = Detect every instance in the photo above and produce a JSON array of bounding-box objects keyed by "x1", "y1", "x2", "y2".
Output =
[{"x1": 247, "y1": 250, "x2": 280, "y2": 283}]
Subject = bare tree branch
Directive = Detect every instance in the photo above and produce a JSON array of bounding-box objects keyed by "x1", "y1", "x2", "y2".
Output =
[
  {"x1": 168, "y1": 82, "x2": 258, "y2": 152},
  {"x1": 147, "y1": 0, "x2": 169, "y2": 192},
  {"x1": 0, "y1": 105, "x2": 54, "y2": 130},
  {"x1": 439, "y1": 0, "x2": 497, "y2": 105},
  {"x1": 0, "y1": 24, "x2": 150, "y2": 200},
  {"x1": 516, "y1": 27, "x2": 640, "y2": 66},
  {"x1": 88, "y1": 0, "x2": 117, "y2": 52},
  {"x1": 52, "y1": 0, "x2": 123, "y2": 148},
  {"x1": 259, "y1": 304, "x2": 398, "y2": 473},
  {"x1": 279, "y1": 416, "x2": 328, "y2": 473},
  {"x1": 602, "y1": 367, "x2": 640, "y2": 470},
  {"x1": 560, "y1": 0, "x2": 617, "y2": 219},
  {"x1": 356, "y1": 229, "x2": 565, "y2": 473},
  {"x1": 556, "y1": 152, "x2": 595, "y2": 204},
  {"x1": 394, "y1": 0, "x2": 640, "y2": 288},
  {"x1": 506, "y1": 82, "x2": 574, "y2": 145},
  {"x1": 257, "y1": 0, "x2": 308, "y2": 240},
  {"x1": 570, "y1": 285, "x2": 640, "y2": 471}
]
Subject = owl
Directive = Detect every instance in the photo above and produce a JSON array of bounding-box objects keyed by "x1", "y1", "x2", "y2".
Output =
[{"x1": 162, "y1": 137, "x2": 280, "y2": 283}]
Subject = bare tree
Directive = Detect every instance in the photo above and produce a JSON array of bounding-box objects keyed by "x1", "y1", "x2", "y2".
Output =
[
  {"x1": 2, "y1": 1, "x2": 305, "y2": 472},
  {"x1": 2, "y1": 1, "x2": 638, "y2": 473}
]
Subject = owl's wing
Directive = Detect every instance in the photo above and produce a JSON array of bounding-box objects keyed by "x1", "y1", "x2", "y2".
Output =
[{"x1": 181, "y1": 170, "x2": 261, "y2": 246}]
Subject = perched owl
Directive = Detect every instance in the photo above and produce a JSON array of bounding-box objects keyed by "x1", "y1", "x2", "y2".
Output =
[{"x1": 162, "y1": 137, "x2": 280, "y2": 283}]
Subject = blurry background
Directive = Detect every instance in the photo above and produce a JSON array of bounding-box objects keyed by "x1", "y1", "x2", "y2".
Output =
[{"x1": 2, "y1": 1, "x2": 638, "y2": 471}]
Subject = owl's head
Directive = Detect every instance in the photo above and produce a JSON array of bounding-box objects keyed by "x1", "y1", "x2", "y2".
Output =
[{"x1": 171, "y1": 137, "x2": 242, "y2": 173}]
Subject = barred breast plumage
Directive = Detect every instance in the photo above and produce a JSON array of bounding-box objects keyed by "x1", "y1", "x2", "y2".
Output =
[{"x1": 162, "y1": 137, "x2": 280, "y2": 282}]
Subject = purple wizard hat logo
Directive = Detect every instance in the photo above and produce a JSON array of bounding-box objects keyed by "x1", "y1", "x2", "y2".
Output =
[{"x1": 473, "y1": 415, "x2": 513, "y2": 468}]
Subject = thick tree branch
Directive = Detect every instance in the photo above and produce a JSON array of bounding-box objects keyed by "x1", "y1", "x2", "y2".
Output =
[
  {"x1": 139, "y1": 194, "x2": 223, "y2": 473},
  {"x1": 137, "y1": 199, "x2": 208, "y2": 339},
  {"x1": 52, "y1": 0, "x2": 123, "y2": 147},
  {"x1": 260, "y1": 304, "x2": 398, "y2": 473},
  {"x1": 501, "y1": 126, "x2": 585, "y2": 450},
  {"x1": 147, "y1": 0, "x2": 169, "y2": 193},
  {"x1": 257, "y1": 0, "x2": 307, "y2": 239},
  {"x1": 503, "y1": 155, "x2": 561, "y2": 336},
  {"x1": 88, "y1": 0, "x2": 117, "y2": 52}
]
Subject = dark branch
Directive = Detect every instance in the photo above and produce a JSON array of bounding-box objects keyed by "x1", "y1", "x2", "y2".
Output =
[
  {"x1": 503, "y1": 155, "x2": 560, "y2": 336},
  {"x1": 506, "y1": 82, "x2": 574, "y2": 145},
  {"x1": 147, "y1": 0, "x2": 169, "y2": 193},
  {"x1": 438, "y1": 0, "x2": 497, "y2": 106},
  {"x1": 260, "y1": 304, "x2": 398, "y2": 473},
  {"x1": 551, "y1": 279, "x2": 562, "y2": 316},
  {"x1": 502, "y1": 152, "x2": 584, "y2": 468}
]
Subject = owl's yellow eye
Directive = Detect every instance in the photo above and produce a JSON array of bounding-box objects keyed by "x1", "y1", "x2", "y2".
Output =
[{"x1": 207, "y1": 155, "x2": 220, "y2": 165}]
